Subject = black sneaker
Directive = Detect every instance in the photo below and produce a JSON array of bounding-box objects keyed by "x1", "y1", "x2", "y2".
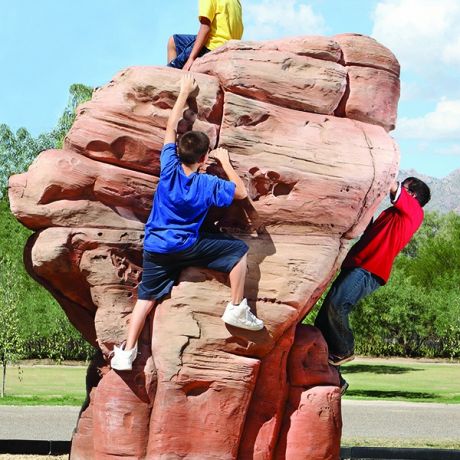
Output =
[
  {"x1": 339, "y1": 375, "x2": 349, "y2": 395},
  {"x1": 328, "y1": 353, "x2": 355, "y2": 366}
]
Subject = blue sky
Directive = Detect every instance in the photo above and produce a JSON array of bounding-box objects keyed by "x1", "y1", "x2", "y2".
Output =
[{"x1": 1, "y1": 0, "x2": 459, "y2": 177}]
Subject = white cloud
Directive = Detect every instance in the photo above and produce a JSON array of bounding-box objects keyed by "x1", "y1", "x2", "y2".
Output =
[
  {"x1": 244, "y1": 0, "x2": 326, "y2": 41},
  {"x1": 396, "y1": 99, "x2": 460, "y2": 141},
  {"x1": 372, "y1": 0, "x2": 460, "y2": 70}
]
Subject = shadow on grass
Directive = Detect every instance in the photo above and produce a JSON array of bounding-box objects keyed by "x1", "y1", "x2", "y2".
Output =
[
  {"x1": 0, "y1": 395, "x2": 84, "y2": 406},
  {"x1": 341, "y1": 364, "x2": 422, "y2": 375},
  {"x1": 347, "y1": 389, "x2": 438, "y2": 400}
]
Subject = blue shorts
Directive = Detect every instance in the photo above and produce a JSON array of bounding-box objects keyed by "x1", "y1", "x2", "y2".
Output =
[
  {"x1": 137, "y1": 233, "x2": 248, "y2": 301},
  {"x1": 167, "y1": 34, "x2": 210, "y2": 69}
]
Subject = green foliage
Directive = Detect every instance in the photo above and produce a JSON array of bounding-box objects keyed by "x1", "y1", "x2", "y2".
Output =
[
  {"x1": 0, "y1": 83, "x2": 92, "y2": 197},
  {"x1": 352, "y1": 271, "x2": 439, "y2": 356},
  {"x1": 400, "y1": 211, "x2": 444, "y2": 259},
  {"x1": 352, "y1": 212, "x2": 460, "y2": 358},
  {"x1": 0, "y1": 124, "x2": 55, "y2": 198},
  {"x1": 0, "y1": 82, "x2": 94, "y2": 361},
  {"x1": 24, "y1": 317, "x2": 95, "y2": 362},
  {"x1": 0, "y1": 197, "x2": 94, "y2": 362},
  {"x1": 404, "y1": 212, "x2": 460, "y2": 290},
  {"x1": 52, "y1": 83, "x2": 93, "y2": 148},
  {"x1": 0, "y1": 262, "x2": 25, "y2": 397}
]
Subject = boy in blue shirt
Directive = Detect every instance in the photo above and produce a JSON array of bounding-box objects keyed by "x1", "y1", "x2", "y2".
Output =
[{"x1": 111, "y1": 74, "x2": 263, "y2": 371}]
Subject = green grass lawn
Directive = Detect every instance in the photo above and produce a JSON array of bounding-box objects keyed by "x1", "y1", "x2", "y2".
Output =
[
  {"x1": 1, "y1": 359, "x2": 459, "y2": 406},
  {"x1": 341, "y1": 358, "x2": 460, "y2": 403},
  {"x1": 0, "y1": 365, "x2": 86, "y2": 406},
  {"x1": 341, "y1": 438, "x2": 460, "y2": 449}
]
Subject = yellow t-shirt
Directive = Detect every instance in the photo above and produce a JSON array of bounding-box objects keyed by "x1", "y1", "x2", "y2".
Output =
[{"x1": 198, "y1": 0, "x2": 243, "y2": 51}]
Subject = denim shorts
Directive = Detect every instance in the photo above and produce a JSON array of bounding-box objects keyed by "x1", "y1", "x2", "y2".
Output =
[
  {"x1": 167, "y1": 34, "x2": 210, "y2": 69},
  {"x1": 137, "y1": 233, "x2": 248, "y2": 300}
]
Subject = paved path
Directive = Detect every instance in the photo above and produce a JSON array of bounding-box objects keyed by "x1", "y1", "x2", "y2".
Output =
[
  {"x1": 341, "y1": 400, "x2": 460, "y2": 441},
  {"x1": 0, "y1": 401, "x2": 459, "y2": 441},
  {"x1": 0, "y1": 406, "x2": 80, "y2": 441}
]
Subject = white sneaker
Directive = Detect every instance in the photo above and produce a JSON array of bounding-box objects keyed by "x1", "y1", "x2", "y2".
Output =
[
  {"x1": 110, "y1": 343, "x2": 138, "y2": 371},
  {"x1": 222, "y1": 298, "x2": 264, "y2": 331}
]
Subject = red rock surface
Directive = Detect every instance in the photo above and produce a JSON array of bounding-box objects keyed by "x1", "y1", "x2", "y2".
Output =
[
  {"x1": 9, "y1": 34, "x2": 400, "y2": 459},
  {"x1": 276, "y1": 386, "x2": 342, "y2": 460}
]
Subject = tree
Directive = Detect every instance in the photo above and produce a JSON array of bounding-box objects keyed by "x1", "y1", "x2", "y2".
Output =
[
  {"x1": 0, "y1": 197, "x2": 94, "y2": 362},
  {"x1": 406, "y1": 212, "x2": 460, "y2": 290},
  {"x1": 0, "y1": 83, "x2": 93, "y2": 197},
  {"x1": 0, "y1": 261, "x2": 25, "y2": 397},
  {"x1": 0, "y1": 82, "x2": 94, "y2": 363},
  {"x1": 400, "y1": 211, "x2": 444, "y2": 259},
  {"x1": 0, "y1": 124, "x2": 55, "y2": 198},
  {"x1": 51, "y1": 83, "x2": 93, "y2": 148}
]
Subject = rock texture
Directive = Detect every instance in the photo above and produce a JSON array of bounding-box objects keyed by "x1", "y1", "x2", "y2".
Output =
[{"x1": 9, "y1": 34, "x2": 400, "y2": 459}]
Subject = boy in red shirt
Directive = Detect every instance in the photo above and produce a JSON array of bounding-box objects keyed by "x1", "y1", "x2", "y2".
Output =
[{"x1": 314, "y1": 177, "x2": 431, "y2": 393}]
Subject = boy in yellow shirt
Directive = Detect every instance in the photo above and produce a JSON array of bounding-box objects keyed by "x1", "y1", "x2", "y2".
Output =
[{"x1": 167, "y1": 0, "x2": 243, "y2": 71}]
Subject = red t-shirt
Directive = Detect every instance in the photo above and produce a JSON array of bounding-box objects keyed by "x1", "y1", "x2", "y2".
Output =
[{"x1": 342, "y1": 187, "x2": 424, "y2": 284}]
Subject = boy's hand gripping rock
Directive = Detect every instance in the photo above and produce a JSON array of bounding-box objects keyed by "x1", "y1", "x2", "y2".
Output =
[
  {"x1": 211, "y1": 147, "x2": 231, "y2": 166},
  {"x1": 179, "y1": 74, "x2": 198, "y2": 97}
]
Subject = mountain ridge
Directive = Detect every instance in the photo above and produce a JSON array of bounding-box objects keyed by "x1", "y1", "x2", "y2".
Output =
[{"x1": 398, "y1": 168, "x2": 460, "y2": 214}]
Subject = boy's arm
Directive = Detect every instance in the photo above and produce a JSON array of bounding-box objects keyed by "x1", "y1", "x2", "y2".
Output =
[
  {"x1": 389, "y1": 180, "x2": 401, "y2": 203},
  {"x1": 211, "y1": 148, "x2": 248, "y2": 200},
  {"x1": 164, "y1": 74, "x2": 198, "y2": 145},
  {"x1": 183, "y1": 17, "x2": 212, "y2": 71},
  {"x1": 389, "y1": 180, "x2": 399, "y2": 196}
]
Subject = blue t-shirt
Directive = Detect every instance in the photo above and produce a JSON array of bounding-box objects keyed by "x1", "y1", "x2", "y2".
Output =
[{"x1": 144, "y1": 143, "x2": 236, "y2": 253}]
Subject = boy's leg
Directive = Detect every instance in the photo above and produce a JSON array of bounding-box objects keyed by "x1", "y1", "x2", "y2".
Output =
[
  {"x1": 167, "y1": 34, "x2": 197, "y2": 69},
  {"x1": 125, "y1": 299, "x2": 156, "y2": 350},
  {"x1": 222, "y1": 248, "x2": 263, "y2": 331},
  {"x1": 167, "y1": 36, "x2": 177, "y2": 63},
  {"x1": 111, "y1": 298, "x2": 156, "y2": 371},
  {"x1": 314, "y1": 273, "x2": 348, "y2": 355},
  {"x1": 177, "y1": 233, "x2": 263, "y2": 330},
  {"x1": 111, "y1": 250, "x2": 179, "y2": 370},
  {"x1": 228, "y1": 252, "x2": 247, "y2": 305},
  {"x1": 314, "y1": 268, "x2": 380, "y2": 363}
]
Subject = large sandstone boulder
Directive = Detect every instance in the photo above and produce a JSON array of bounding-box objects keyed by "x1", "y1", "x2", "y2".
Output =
[{"x1": 9, "y1": 34, "x2": 400, "y2": 459}]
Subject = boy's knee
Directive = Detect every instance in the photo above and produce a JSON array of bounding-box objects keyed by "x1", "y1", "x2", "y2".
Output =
[{"x1": 137, "y1": 298, "x2": 156, "y2": 314}]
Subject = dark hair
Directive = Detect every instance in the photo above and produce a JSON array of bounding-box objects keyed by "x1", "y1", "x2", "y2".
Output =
[
  {"x1": 178, "y1": 131, "x2": 210, "y2": 165},
  {"x1": 402, "y1": 177, "x2": 431, "y2": 207}
]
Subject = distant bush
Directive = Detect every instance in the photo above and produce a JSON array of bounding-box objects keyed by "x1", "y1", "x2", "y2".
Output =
[{"x1": 23, "y1": 318, "x2": 94, "y2": 362}]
